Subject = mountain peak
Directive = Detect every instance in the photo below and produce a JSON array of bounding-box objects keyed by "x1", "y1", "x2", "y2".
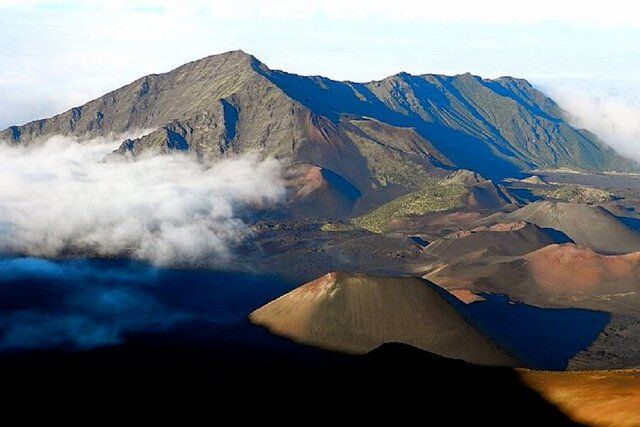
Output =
[
  {"x1": 2, "y1": 51, "x2": 636, "y2": 182},
  {"x1": 495, "y1": 75, "x2": 532, "y2": 85},
  {"x1": 205, "y1": 49, "x2": 257, "y2": 63},
  {"x1": 198, "y1": 49, "x2": 252, "y2": 60},
  {"x1": 173, "y1": 49, "x2": 263, "y2": 74}
]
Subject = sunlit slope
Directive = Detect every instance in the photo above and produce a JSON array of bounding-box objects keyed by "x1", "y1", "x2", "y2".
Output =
[{"x1": 249, "y1": 271, "x2": 517, "y2": 366}]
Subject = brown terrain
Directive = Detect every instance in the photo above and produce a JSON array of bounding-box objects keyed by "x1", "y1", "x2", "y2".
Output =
[
  {"x1": 422, "y1": 220, "x2": 556, "y2": 263},
  {"x1": 420, "y1": 214, "x2": 640, "y2": 372},
  {"x1": 281, "y1": 163, "x2": 361, "y2": 218},
  {"x1": 520, "y1": 369, "x2": 640, "y2": 427},
  {"x1": 426, "y1": 242, "x2": 640, "y2": 313},
  {"x1": 250, "y1": 271, "x2": 517, "y2": 366},
  {"x1": 249, "y1": 267, "x2": 640, "y2": 425}
]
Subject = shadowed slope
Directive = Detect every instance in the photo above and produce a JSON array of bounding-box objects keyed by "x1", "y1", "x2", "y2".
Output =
[
  {"x1": 463, "y1": 293, "x2": 610, "y2": 370},
  {"x1": 260, "y1": 67, "x2": 635, "y2": 176}
]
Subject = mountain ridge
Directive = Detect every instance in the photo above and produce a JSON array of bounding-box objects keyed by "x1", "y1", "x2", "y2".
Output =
[{"x1": 2, "y1": 50, "x2": 636, "y2": 198}]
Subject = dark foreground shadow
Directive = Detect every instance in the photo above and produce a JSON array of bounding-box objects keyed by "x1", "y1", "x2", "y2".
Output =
[
  {"x1": 0, "y1": 326, "x2": 581, "y2": 425},
  {"x1": 0, "y1": 258, "x2": 585, "y2": 422}
]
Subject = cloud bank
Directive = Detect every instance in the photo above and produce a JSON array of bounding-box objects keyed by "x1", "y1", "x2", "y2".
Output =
[
  {"x1": 540, "y1": 81, "x2": 640, "y2": 162},
  {"x1": 0, "y1": 135, "x2": 285, "y2": 265}
]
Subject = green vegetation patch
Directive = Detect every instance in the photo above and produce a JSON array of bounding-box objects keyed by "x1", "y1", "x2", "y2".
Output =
[
  {"x1": 536, "y1": 185, "x2": 613, "y2": 204},
  {"x1": 352, "y1": 178, "x2": 469, "y2": 233},
  {"x1": 320, "y1": 222, "x2": 357, "y2": 232},
  {"x1": 344, "y1": 127, "x2": 431, "y2": 189},
  {"x1": 520, "y1": 175, "x2": 547, "y2": 185}
]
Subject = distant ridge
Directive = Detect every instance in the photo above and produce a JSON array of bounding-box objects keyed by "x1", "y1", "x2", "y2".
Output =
[{"x1": 2, "y1": 50, "x2": 636, "y2": 201}]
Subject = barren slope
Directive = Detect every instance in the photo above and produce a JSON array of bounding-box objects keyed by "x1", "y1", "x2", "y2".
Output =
[
  {"x1": 423, "y1": 220, "x2": 557, "y2": 263},
  {"x1": 249, "y1": 271, "x2": 517, "y2": 366},
  {"x1": 521, "y1": 369, "x2": 640, "y2": 427},
  {"x1": 428, "y1": 243, "x2": 640, "y2": 314},
  {"x1": 505, "y1": 201, "x2": 640, "y2": 254}
]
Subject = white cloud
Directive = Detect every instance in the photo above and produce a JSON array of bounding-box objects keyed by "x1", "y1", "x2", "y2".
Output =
[
  {"x1": 0, "y1": 135, "x2": 285, "y2": 265},
  {"x1": 540, "y1": 81, "x2": 640, "y2": 162}
]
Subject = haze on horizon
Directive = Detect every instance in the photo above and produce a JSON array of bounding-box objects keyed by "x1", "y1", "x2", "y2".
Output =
[{"x1": 1, "y1": 0, "x2": 640, "y2": 159}]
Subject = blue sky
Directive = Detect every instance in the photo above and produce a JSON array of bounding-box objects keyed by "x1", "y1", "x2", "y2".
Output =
[{"x1": 1, "y1": 0, "x2": 640, "y2": 155}]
